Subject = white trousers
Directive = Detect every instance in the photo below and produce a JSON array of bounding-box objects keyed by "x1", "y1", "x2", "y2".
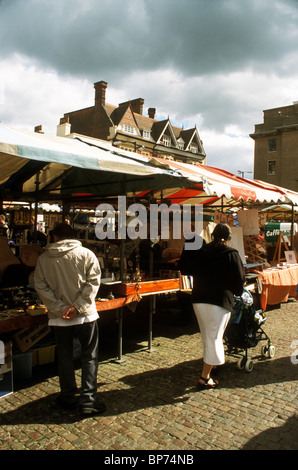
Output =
[{"x1": 193, "y1": 303, "x2": 231, "y2": 366}]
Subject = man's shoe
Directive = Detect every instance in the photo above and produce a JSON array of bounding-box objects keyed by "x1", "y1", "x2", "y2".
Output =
[{"x1": 80, "y1": 401, "x2": 107, "y2": 416}]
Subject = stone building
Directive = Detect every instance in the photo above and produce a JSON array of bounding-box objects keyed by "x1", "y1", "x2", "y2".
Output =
[
  {"x1": 250, "y1": 101, "x2": 298, "y2": 191},
  {"x1": 58, "y1": 80, "x2": 206, "y2": 165}
]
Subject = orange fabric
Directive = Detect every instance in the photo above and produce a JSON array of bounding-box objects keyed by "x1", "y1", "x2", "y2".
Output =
[{"x1": 258, "y1": 265, "x2": 298, "y2": 310}]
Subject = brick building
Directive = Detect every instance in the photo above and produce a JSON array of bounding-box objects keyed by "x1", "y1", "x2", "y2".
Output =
[
  {"x1": 250, "y1": 101, "x2": 298, "y2": 191},
  {"x1": 58, "y1": 80, "x2": 206, "y2": 165}
]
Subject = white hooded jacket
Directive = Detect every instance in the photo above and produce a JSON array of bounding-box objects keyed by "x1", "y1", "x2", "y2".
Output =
[{"x1": 34, "y1": 239, "x2": 101, "y2": 326}]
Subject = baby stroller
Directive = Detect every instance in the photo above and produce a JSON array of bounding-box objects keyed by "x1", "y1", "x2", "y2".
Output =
[{"x1": 224, "y1": 289, "x2": 275, "y2": 372}]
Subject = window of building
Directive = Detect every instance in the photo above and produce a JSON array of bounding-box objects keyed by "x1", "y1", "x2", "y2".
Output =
[
  {"x1": 268, "y1": 139, "x2": 277, "y2": 152},
  {"x1": 143, "y1": 130, "x2": 151, "y2": 139},
  {"x1": 123, "y1": 124, "x2": 136, "y2": 134},
  {"x1": 190, "y1": 144, "x2": 198, "y2": 153},
  {"x1": 267, "y1": 160, "x2": 276, "y2": 175},
  {"x1": 162, "y1": 135, "x2": 171, "y2": 147},
  {"x1": 177, "y1": 142, "x2": 184, "y2": 150}
]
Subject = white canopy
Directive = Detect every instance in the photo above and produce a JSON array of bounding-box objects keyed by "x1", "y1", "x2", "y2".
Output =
[{"x1": 0, "y1": 124, "x2": 185, "y2": 201}]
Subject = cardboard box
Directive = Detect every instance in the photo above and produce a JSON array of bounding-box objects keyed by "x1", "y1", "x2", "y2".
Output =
[
  {"x1": 113, "y1": 278, "x2": 180, "y2": 296},
  {"x1": 32, "y1": 344, "x2": 56, "y2": 366},
  {"x1": 12, "y1": 324, "x2": 51, "y2": 352}
]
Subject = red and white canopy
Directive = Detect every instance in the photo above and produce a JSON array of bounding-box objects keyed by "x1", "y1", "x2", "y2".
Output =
[{"x1": 136, "y1": 156, "x2": 295, "y2": 208}]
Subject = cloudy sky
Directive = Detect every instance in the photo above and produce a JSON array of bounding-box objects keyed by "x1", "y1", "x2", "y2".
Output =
[{"x1": 1, "y1": 0, "x2": 298, "y2": 177}]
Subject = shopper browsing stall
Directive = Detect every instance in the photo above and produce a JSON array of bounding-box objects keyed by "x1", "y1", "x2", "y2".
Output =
[{"x1": 34, "y1": 222, "x2": 105, "y2": 415}]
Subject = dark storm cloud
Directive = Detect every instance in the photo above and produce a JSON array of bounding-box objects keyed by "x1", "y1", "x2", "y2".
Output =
[
  {"x1": 1, "y1": 0, "x2": 298, "y2": 175},
  {"x1": 1, "y1": 0, "x2": 297, "y2": 80}
]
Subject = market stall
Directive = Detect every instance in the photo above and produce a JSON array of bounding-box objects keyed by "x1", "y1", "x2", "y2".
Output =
[
  {"x1": 257, "y1": 264, "x2": 298, "y2": 310},
  {"x1": 1, "y1": 123, "x2": 298, "y2": 392},
  {"x1": 129, "y1": 158, "x2": 298, "y2": 319}
]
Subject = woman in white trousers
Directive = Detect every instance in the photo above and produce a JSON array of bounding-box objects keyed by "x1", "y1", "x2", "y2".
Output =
[
  {"x1": 189, "y1": 224, "x2": 245, "y2": 389},
  {"x1": 193, "y1": 303, "x2": 231, "y2": 388}
]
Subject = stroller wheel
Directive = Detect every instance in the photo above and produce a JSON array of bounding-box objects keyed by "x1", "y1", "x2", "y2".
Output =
[
  {"x1": 261, "y1": 344, "x2": 275, "y2": 358},
  {"x1": 237, "y1": 357, "x2": 254, "y2": 372},
  {"x1": 245, "y1": 359, "x2": 254, "y2": 372},
  {"x1": 237, "y1": 357, "x2": 245, "y2": 370}
]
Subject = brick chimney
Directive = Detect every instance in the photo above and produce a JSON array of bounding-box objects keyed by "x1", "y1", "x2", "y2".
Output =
[
  {"x1": 34, "y1": 125, "x2": 44, "y2": 134},
  {"x1": 119, "y1": 98, "x2": 144, "y2": 115},
  {"x1": 57, "y1": 116, "x2": 71, "y2": 137},
  {"x1": 130, "y1": 98, "x2": 144, "y2": 115},
  {"x1": 148, "y1": 108, "x2": 156, "y2": 119},
  {"x1": 94, "y1": 81, "x2": 108, "y2": 107}
]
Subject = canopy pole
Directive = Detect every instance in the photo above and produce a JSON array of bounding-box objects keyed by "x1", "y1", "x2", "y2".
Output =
[
  {"x1": 33, "y1": 172, "x2": 40, "y2": 242},
  {"x1": 119, "y1": 176, "x2": 126, "y2": 282},
  {"x1": 62, "y1": 201, "x2": 71, "y2": 223},
  {"x1": 62, "y1": 200, "x2": 67, "y2": 223},
  {"x1": 291, "y1": 203, "x2": 295, "y2": 248}
]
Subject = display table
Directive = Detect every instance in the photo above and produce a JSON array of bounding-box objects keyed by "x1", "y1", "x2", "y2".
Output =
[
  {"x1": 0, "y1": 279, "x2": 181, "y2": 362},
  {"x1": 95, "y1": 294, "x2": 139, "y2": 312},
  {"x1": 107, "y1": 279, "x2": 180, "y2": 361},
  {"x1": 0, "y1": 295, "x2": 139, "y2": 334},
  {"x1": 0, "y1": 311, "x2": 48, "y2": 334},
  {"x1": 112, "y1": 278, "x2": 180, "y2": 296},
  {"x1": 258, "y1": 264, "x2": 298, "y2": 310}
]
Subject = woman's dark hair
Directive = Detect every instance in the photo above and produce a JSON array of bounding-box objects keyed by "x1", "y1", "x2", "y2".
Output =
[
  {"x1": 53, "y1": 222, "x2": 75, "y2": 241},
  {"x1": 212, "y1": 223, "x2": 231, "y2": 244}
]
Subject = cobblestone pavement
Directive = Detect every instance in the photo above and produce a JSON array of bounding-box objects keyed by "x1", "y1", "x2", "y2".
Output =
[{"x1": 0, "y1": 297, "x2": 297, "y2": 451}]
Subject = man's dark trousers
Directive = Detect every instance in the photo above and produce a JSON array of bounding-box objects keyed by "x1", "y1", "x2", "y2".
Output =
[{"x1": 53, "y1": 321, "x2": 99, "y2": 406}]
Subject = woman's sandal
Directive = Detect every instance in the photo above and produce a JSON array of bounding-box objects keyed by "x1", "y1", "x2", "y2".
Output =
[{"x1": 196, "y1": 376, "x2": 218, "y2": 390}]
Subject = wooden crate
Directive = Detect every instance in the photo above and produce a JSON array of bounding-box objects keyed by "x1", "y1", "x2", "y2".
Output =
[{"x1": 12, "y1": 324, "x2": 51, "y2": 352}]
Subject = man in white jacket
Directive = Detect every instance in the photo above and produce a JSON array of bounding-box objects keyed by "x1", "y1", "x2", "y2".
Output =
[{"x1": 34, "y1": 222, "x2": 105, "y2": 415}]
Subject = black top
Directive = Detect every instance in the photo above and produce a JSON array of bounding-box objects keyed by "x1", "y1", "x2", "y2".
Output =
[{"x1": 185, "y1": 241, "x2": 245, "y2": 311}]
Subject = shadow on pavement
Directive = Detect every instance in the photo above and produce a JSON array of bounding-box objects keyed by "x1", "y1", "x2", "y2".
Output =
[
  {"x1": 241, "y1": 414, "x2": 298, "y2": 450},
  {"x1": 1, "y1": 355, "x2": 297, "y2": 426}
]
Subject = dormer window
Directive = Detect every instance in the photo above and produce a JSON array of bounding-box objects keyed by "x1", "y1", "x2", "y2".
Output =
[
  {"x1": 178, "y1": 142, "x2": 184, "y2": 150},
  {"x1": 162, "y1": 135, "x2": 171, "y2": 147},
  {"x1": 123, "y1": 124, "x2": 136, "y2": 134},
  {"x1": 143, "y1": 130, "x2": 151, "y2": 139},
  {"x1": 190, "y1": 143, "x2": 198, "y2": 153}
]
